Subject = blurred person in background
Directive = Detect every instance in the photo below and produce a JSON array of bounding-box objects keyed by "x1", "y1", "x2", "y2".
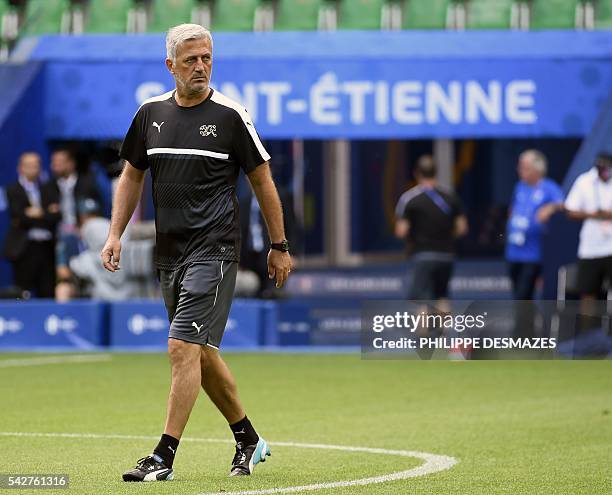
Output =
[
  {"x1": 3, "y1": 152, "x2": 61, "y2": 298},
  {"x1": 394, "y1": 155, "x2": 468, "y2": 301},
  {"x1": 67, "y1": 198, "x2": 140, "y2": 301},
  {"x1": 565, "y1": 153, "x2": 612, "y2": 302},
  {"x1": 505, "y1": 150, "x2": 564, "y2": 300},
  {"x1": 49, "y1": 148, "x2": 102, "y2": 282}
]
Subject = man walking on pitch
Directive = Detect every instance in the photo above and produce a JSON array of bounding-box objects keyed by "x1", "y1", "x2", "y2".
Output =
[{"x1": 101, "y1": 24, "x2": 292, "y2": 481}]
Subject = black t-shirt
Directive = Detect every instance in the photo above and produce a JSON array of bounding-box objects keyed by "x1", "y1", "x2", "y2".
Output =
[
  {"x1": 395, "y1": 185, "x2": 464, "y2": 254},
  {"x1": 120, "y1": 89, "x2": 270, "y2": 270}
]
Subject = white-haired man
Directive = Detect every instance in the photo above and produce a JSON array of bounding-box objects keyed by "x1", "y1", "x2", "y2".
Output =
[
  {"x1": 505, "y1": 150, "x2": 563, "y2": 300},
  {"x1": 102, "y1": 24, "x2": 292, "y2": 481}
]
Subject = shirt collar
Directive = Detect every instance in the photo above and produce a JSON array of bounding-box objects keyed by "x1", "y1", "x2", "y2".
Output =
[
  {"x1": 58, "y1": 173, "x2": 77, "y2": 188},
  {"x1": 18, "y1": 175, "x2": 38, "y2": 189}
]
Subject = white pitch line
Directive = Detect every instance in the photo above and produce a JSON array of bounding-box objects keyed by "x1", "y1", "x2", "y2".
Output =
[
  {"x1": 0, "y1": 355, "x2": 112, "y2": 368},
  {"x1": 0, "y1": 431, "x2": 458, "y2": 494},
  {"x1": 197, "y1": 445, "x2": 457, "y2": 495}
]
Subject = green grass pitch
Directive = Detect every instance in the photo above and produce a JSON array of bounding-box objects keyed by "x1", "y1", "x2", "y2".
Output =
[{"x1": 0, "y1": 353, "x2": 610, "y2": 494}]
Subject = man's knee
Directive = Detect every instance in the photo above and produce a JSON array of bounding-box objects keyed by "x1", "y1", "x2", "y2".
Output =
[
  {"x1": 200, "y1": 344, "x2": 222, "y2": 373},
  {"x1": 168, "y1": 338, "x2": 201, "y2": 369}
]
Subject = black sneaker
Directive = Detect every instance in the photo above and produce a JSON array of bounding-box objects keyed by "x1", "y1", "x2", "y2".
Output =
[
  {"x1": 229, "y1": 438, "x2": 271, "y2": 476},
  {"x1": 122, "y1": 454, "x2": 174, "y2": 482}
]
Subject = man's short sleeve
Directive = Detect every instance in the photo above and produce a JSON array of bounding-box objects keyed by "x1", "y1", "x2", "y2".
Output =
[
  {"x1": 232, "y1": 109, "x2": 271, "y2": 174},
  {"x1": 119, "y1": 107, "x2": 149, "y2": 170},
  {"x1": 403, "y1": 195, "x2": 418, "y2": 221},
  {"x1": 565, "y1": 175, "x2": 587, "y2": 212},
  {"x1": 395, "y1": 195, "x2": 407, "y2": 219},
  {"x1": 395, "y1": 190, "x2": 416, "y2": 220}
]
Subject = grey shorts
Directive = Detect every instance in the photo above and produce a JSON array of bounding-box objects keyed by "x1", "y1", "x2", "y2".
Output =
[{"x1": 159, "y1": 261, "x2": 237, "y2": 349}]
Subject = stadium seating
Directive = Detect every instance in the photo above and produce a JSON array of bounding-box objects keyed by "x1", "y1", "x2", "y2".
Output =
[
  {"x1": 595, "y1": 0, "x2": 612, "y2": 28},
  {"x1": 0, "y1": 0, "x2": 6, "y2": 59},
  {"x1": 21, "y1": 0, "x2": 70, "y2": 35},
  {"x1": 211, "y1": 0, "x2": 261, "y2": 31},
  {"x1": 85, "y1": 0, "x2": 132, "y2": 33},
  {"x1": 337, "y1": 0, "x2": 386, "y2": 29},
  {"x1": 0, "y1": 0, "x2": 7, "y2": 40},
  {"x1": 1, "y1": 0, "x2": 610, "y2": 39},
  {"x1": 275, "y1": 0, "x2": 326, "y2": 30},
  {"x1": 466, "y1": 0, "x2": 517, "y2": 29},
  {"x1": 147, "y1": 0, "x2": 196, "y2": 32},
  {"x1": 0, "y1": 1, "x2": 19, "y2": 57},
  {"x1": 530, "y1": 0, "x2": 581, "y2": 29},
  {"x1": 402, "y1": 0, "x2": 454, "y2": 29}
]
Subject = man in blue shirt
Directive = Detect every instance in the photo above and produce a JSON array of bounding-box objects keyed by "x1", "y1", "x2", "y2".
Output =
[{"x1": 506, "y1": 150, "x2": 564, "y2": 300}]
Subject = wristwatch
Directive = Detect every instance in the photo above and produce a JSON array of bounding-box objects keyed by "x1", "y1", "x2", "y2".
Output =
[{"x1": 271, "y1": 239, "x2": 290, "y2": 252}]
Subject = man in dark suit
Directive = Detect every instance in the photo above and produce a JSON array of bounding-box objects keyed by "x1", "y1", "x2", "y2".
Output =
[
  {"x1": 4, "y1": 152, "x2": 61, "y2": 297},
  {"x1": 48, "y1": 148, "x2": 102, "y2": 276}
]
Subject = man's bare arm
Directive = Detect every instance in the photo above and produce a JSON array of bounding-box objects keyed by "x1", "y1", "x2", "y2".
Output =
[
  {"x1": 454, "y1": 215, "x2": 468, "y2": 238},
  {"x1": 247, "y1": 163, "x2": 292, "y2": 288},
  {"x1": 247, "y1": 163, "x2": 285, "y2": 242},
  {"x1": 395, "y1": 219, "x2": 409, "y2": 239},
  {"x1": 566, "y1": 209, "x2": 612, "y2": 221},
  {"x1": 101, "y1": 161, "x2": 146, "y2": 272}
]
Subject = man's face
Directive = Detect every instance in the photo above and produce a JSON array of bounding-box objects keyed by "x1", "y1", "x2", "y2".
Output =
[
  {"x1": 18, "y1": 154, "x2": 41, "y2": 182},
  {"x1": 51, "y1": 151, "x2": 75, "y2": 178},
  {"x1": 596, "y1": 158, "x2": 612, "y2": 182},
  {"x1": 167, "y1": 37, "x2": 212, "y2": 96},
  {"x1": 517, "y1": 154, "x2": 540, "y2": 184}
]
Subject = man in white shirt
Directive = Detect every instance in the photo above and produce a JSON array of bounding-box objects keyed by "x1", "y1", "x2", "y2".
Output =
[
  {"x1": 49, "y1": 148, "x2": 102, "y2": 282},
  {"x1": 565, "y1": 153, "x2": 612, "y2": 299}
]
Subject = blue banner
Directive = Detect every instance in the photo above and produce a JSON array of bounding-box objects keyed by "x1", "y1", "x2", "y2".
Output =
[
  {"x1": 0, "y1": 299, "x2": 310, "y2": 350},
  {"x1": 42, "y1": 60, "x2": 611, "y2": 139},
  {"x1": 0, "y1": 301, "x2": 105, "y2": 349},
  {"x1": 109, "y1": 299, "x2": 271, "y2": 349},
  {"x1": 110, "y1": 300, "x2": 169, "y2": 348},
  {"x1": 276, "y1": 302, "x2": 311, "y2": 346},
  {"x1": 14, "y1": 31, "x2": 612, "y2": 140},
  {"x1": 285, "y1": 261, "x2": 512, "y2": 300}
]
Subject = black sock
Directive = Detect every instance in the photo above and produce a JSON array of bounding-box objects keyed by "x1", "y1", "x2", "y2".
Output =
[
  {"x1": 230, "y1": 416, "x2": 259, "y2": 446},
  {"x1": 153, "y1": 434, "x2": 179, "y2": 468}
]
